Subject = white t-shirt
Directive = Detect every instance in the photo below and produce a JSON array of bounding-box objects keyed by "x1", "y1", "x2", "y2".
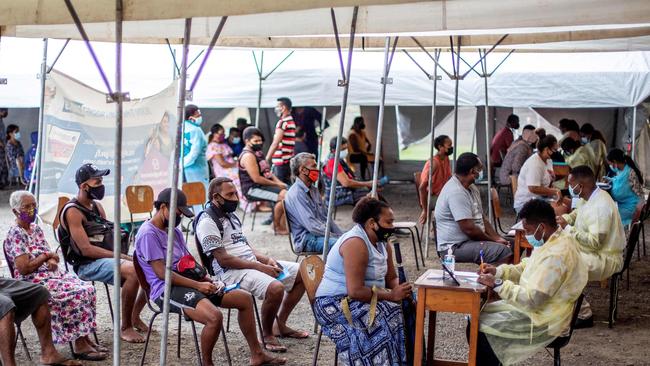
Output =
[{"x1": 514, "y1": 153, "x2": 554, "y2": 211}]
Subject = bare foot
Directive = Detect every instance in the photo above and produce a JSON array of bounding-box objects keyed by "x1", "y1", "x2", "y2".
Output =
[
  {"x1": 273, "y1": 323, "x2": 309, "y2": 339},
  {"x1": 121, "y1": 327, "x2": 145, "y2": 343},
  {"x1": 250, "y1": 351, "x2": 287, "y2": 366},
  {"x1": 133, "y1": 317, "x2": 150, "y2": 333}
]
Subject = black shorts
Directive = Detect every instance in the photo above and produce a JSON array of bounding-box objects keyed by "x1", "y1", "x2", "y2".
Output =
[
  {"x1": 0, "y1": 278, "x2": 50, "y2": 323},
  {"x1": 155, "y1": 286, "x2": 223, "y2": 312}
]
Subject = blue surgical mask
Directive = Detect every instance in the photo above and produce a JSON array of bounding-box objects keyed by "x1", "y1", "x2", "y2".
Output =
[
  {"x1": 609, "y1": 165, "x2": 619, "y2": 174},
  {"x1": 189, "y1": 116, "x2": 203, "y2": 125},
  {"x1": 568, "y1": 184, "x2": 582, "y2": 198},
  {"x1": 232, "y1": 137, "x2": 241, "y2": 144},
  {"x1": 339, "y1": 149, "x2": 348, "y2": 160},
  {"x1": 14, "y1": 132, "x2": 21, "y2": 140},
  {"x1": 525, "y1": 224, "x2": 545, "y2": 248},
  {"x1": 475, "y1": 169, "x2": 484, "y2": 181}
]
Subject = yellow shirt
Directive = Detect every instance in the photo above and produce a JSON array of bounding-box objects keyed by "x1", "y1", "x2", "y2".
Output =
[
  {"x1": 566, "y1": 145, "x2": 597, "y2": 174},
  {"x1": 480, "y1": 229, "x2": 587, "y2": 366},
  {"x1": 562, "y1": 189, "x2": 626, "y2": 281}
]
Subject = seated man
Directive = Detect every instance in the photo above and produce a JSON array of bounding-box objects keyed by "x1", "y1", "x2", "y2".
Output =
[
  {"x1": 59, "y1": 163, "x2": 147, "y2": 343},
  {"x1": 0, "y1": 278, "x2": 81, "y2": 366},
  {"x1": 196, "y1": 177, "x2": 309, "y2": 353},
  {"x1": 323, "y1": 137, "x2": 386, "y2": 207},
  {"x1": 239, "y1": 126, "x2": 288, "y2": 234},
  {"x1": 476, "y1": 199, "x2": 588, "y2": 366},
  {"x1": 135, "y1": 188, "x2": 284, "y2": 366},
  {"x1": 285, "y1": 152, "x2": 343, "y2": 253},
  {"x1": 435, "y1": 153, "x2": 512, "y2": 264},
  {"x1": 556, "y1": 165, "x2": 625, "y2": 326}
]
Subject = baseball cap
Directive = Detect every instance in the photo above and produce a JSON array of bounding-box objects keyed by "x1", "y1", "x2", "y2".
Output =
[
  {"x1": 75, "y1": 163, "x2": 110, "y2": 186},
  {"x1": 155, "y1": 188, "x2": 194, "y2": 218}
]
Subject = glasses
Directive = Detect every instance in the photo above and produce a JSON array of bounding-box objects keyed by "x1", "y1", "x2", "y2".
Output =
[{"x1": 20, "y1": 203, "x2": 38, "y2": 210}]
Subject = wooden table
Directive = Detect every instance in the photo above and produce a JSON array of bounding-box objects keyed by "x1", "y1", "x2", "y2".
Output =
[
  {"x1": 414, "y1": 269, "x2": 487, "y2": 366},
  {"x1": 513, "y1": 229, "x2": 533, "y2": 264}
]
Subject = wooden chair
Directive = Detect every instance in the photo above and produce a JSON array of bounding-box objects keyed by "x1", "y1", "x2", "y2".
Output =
[
  {"x1": 52, "y1": 196, "x2": 70, "y2": 240},
  {"x1": 281, "y1": 200, "x2": 322, "y2": 262},
  {"x1": 545, "y1": 294, "x2": 584, "y2": 366},
  {"x1": 133, "y1": 250, "x2": 232, "y2": 366},
  {"x1": 608, "y1": 222, "x2": 642, "y2": 328},
  {"x1": 182, "y1": 182, "x2": 207, "y2": 241},
  {"x1": 299, "y1": 256, "x2": 338, "y2": 366},
  {"x1": 125, "y1": 185, "x2": 154, "y2": 247},
  {"x1": 510, "y1": 175, "x2": 518, "y2": 196},
  {"x1": 393, "y1": 221, "x2": 425, "y2": 270},
  {"x1": 490, "y1": 188, "x2": 511, "y2": 237}
]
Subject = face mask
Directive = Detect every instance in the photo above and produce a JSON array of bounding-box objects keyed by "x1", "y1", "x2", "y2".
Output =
[
  {"x1": 580, "y1": 137, "x2": 589, "y2": 144},
  {"x1": 274, "y1": 106, "x2": 283, "y2": 117},
  {"x1": 87, "y1": 184, "x2": 105, "y2": 200},
  {"x1": 232, "y1": 137, "x2": 241, "y2": 144},
  {"x1": 525, "y1": 224, "x2": 545, "y2": 248},
  {"x1": 610, "y1": 165, "x2": 619, "y2": 174},
  {"x1": 163, "y1": 208, "x2": 182, "y2": 228},
  {"x1": 17, "y1": 207, "x2": 38, "y2": 224},
  {"x1": 194, "y1": 116, "x2": 203, "y2": 125},
  {"x1": 218, "y1": 195, "x2": 239, "y2": 213},
  {"x1": 359, "y1": 123, "x2": 366, "y2": 130},
  {"x1": 473, "y1": 169, "x2": 483, "y2": 182},
  {"x1": 217, "y1": 134, "x2": 226, "y2": 143},
  {"x1": 339, "y1": 150, "x2": 348, "y2": 160},
  {"x1": 251, "y1": 143, "x2": 264, "y2": 152},
  {"x1": 14, "y1": 132, "x2": 21, "y2": 140},
  {"x1": 306, "y1": 169, "x2": 319, "y2": 183},
  {"x1": 445, "y1": 146, "x2": 454, "y2": 156},
  {"x1": 568, "y1": 184, "x2": 582, "y2": 198},
  {"x1": 374, "y1": 223, "x2": 396, "y2": 241}
]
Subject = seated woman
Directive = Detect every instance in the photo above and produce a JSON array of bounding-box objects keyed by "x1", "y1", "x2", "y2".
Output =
[
  {"x1": 561, "y1": 137, "x2": 596, "y2": 174},
  {"x1": 606, "y1": 148, "x2": 645, "y2": 225},
  {"x1": 3, "y1": 190, "x2": 106, "y2": 361},
  {"x1": 513, "y1": 135, "x2": 561, "y2": 215},
  {"x1": 207, "y1": 123, "x2": 242, "y2": 198},
  {"x1": 323, "y1": 137, "x2": 387, "y2": 207},
  {"x1": 314, "y1": 197, "x2": 412, "y2": 366}
]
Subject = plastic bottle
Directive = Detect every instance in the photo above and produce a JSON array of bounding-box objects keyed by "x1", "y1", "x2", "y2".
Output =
[{"x1": 442, "y1": 247, "x2": 455, "y2": 279}]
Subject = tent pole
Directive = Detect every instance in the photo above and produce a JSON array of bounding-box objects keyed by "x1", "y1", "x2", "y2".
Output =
[
  {"x1": 189, "y1": 16, "x2": 228, "y2": 92},
  {"x1": 423, "y1": 49, "x2": 440, "y2": 259},
  {"x1": 322, "y1": 6, "x2": 358, "y2": 262},
  {"x1": 112, "y1": 1, "x2": 125, "y2": 363},
  {"x1": 316, "y1": 106, "x2": 327, "y2": 189},
  {"x1": 33, "y1": 38, "x2": 48, "y2": 199},
  {"x1": 370, "y1": 36, "x2": 395, "y2": 196},
  {"x1": 452, "y1": 36, "x2": 461, "y2": 170},
  {"x1": 481, "y1": 49, "x2": 494, "y2": 225},
  {"x1": 631, "y1": 106, "x2": 637, "y2": 157},
  {"x1": 159, "y1": 18, "x2": 192, "y2": 366},
  {"x1": 254, "y1": 51, "x2": 264, "y2": 127}
]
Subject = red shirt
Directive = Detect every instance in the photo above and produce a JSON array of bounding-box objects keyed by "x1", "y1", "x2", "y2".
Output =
[
  {"x1": 271, "y1": 116, "x2": 296, "y2": 166},
  {"x1": 420, "y1": 155, "x2": 451, "y2": 196},
  {"x1": 490, "y1": 127, "x2": 514, "y2": 165}
]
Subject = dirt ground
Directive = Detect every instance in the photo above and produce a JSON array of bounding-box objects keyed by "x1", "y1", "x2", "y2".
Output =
[{"x1": 1, "y1": 184, "x2": 649, "y2": 366}]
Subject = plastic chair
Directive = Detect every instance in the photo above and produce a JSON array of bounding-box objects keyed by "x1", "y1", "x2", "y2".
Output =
[
  {"x1": 132, "y1": 250, "x2": 232, "y2": 366},
  {"x1": 545, "y1": 294, "x2": 584, "y2": 366},
  {"x1": 241, "y1": 194, "x2": 276, "y2": 232},
  {"x1": 182, "y1": 182, "x2": 207, "y2": 241},
  {"x1": 299, "y1": 256, "x2": 338, "y2": 366},
  {"x1": 2, "y1": 245, "x2": 34, "y2": 361},
  {"x1": 125, "y1": 185, "x2": 154, "y2": 246},
  {"x1": 281, "y1": 200, "x2": 322, "y2": 262},
  {"x1": 608, "y1": 222, "x2": 642, "y2": 328},
  {"x1": 393, "y1": 221, "x2": 425, "y2": 270},
  {"x1": 191, "y1": 234, "x2": 264, "y2": 344}
]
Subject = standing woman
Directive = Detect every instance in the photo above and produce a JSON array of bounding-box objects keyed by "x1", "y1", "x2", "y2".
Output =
[
  {"x1": 606, "y1": 148, "x2": 645, "y2": 226},
  {"x1": 207, "y1": 123, "x2": 242, "y2": 197},
  {"x1": 347, "y1": 117, "x2": 373, "y2": 180},
  {"x1": 314, "y1": 197, "x2": 412, "y2": 365},
  {"x1": 6, "y1": 124, "x2": 25, "y2": 186}
]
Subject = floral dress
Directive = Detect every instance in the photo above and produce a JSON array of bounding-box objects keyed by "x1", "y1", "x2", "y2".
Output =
[
  {"x1": 4, "y1": 223, "x2": 97, "y2": 344},
  {"x1": 207, "y1": 142, "x2": 242, "y2": 197},
  {"x1": 6, "y1": 140, "x2": 24, "y2": 180}
]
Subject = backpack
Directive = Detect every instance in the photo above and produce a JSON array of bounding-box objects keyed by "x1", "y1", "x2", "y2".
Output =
[
  {"x1": 193, "y1": 203, "x2": 245, "y2": 276},
  {"x1": 58, "y1": 200, "x2": 129, "y2": 269}
]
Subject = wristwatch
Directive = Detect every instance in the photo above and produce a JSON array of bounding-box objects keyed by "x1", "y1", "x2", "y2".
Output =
[{"x1": 493, "y1": 279, "x2": 503, "y2": 289}]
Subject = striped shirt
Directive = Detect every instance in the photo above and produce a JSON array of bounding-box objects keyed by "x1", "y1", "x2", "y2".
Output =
[{"x1": 271, "y1": 116, "x2": 296, "y2": 166}]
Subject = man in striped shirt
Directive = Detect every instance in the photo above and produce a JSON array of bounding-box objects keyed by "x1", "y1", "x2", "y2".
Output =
[{"x1": 266, "y1": 97, "x2": 296, "y2": 185}]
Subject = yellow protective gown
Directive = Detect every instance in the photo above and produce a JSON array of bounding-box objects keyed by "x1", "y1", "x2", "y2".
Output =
[
  {"x1": 561, "y1": 189, "x2": 626, "y2": 281},
  {"x1": 566, "y1": 145, "x2": 597, "y2": 174},
  {"x1": 479, "y1": 229, "x2": 588, "y2": 366},
  {"x1": 589, "y1": 139, "x2": 607, "y2": 178}
]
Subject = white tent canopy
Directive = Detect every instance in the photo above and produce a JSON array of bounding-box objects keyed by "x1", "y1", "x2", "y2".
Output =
[{"x1": 2, "y1": 38, "x2": 649, "y2": 109}]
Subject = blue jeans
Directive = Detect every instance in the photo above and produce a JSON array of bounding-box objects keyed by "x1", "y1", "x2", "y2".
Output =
[
  {"x1": 76, "y1": 258, "x2": 126, "y2": 285},
  {"x1": 303, "y1": 233, "x2": 339, "y2": 253}
]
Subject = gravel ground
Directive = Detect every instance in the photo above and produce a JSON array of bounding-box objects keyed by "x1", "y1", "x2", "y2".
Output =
[{"x1": 1, "y1": 184, "x2": 649, "y2": 365}]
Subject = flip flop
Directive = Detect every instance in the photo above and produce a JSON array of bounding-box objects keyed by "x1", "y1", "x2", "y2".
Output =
[
  {"x1": 42, "y1": 359, "x2": 83, "y2": 366},
  {"x1": 274, "y1": 329, "x2": 310, "y2": 339},
  {"x1": 263, "y1": 341, "x2": 287, "y2": 353},
  {"x1": 73, "y1": 351, "x2": 108, "y2": 361},
  {"x1": 251, "y1": 355, "x2": 288, "y2": 366}
]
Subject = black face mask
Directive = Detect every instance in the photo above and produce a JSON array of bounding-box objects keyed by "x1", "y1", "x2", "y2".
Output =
[
  {"x1": 445, "y1": 146, "x2": 454, "y2": 156},
  {"x1": 163, "y1": 209, "x2": 182, "y2": 228},
  {"x1": 374, "y1": 224, "x2": 396, "y2": 241},
  {"x1": 219, "y1": 195, "x2": 239, "y2": 213},
  {"x1": 251, "y1": 143, "x2": 264, "y2": 152},
  {"x1": 87, "y1": 185, "x2": 105, "y2": 200},
  {"x1": 359, "y1": 123, "x2": 366, "y2": 129}
]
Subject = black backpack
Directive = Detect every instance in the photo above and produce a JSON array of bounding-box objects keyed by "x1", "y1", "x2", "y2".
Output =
[{"x1": 193, "y1": 203, "x2": 246, "y2": 276}]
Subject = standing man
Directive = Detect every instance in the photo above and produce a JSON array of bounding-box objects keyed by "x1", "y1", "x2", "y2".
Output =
[
  {"x1": 183, "y1": 104, "x2": 209, "y2": 199},
  {"x1": 556, "y1": 165, "x2": 625, "y2": 327},
  {"x1": 285, "y1": 152, "x2": 343, "y2": 253},
  {"x1": 490, "y1": 114, "x2": 520, "y2": 168},
  {"x1": 266, "y1": 97, "x2": 296, "y2": 185}
]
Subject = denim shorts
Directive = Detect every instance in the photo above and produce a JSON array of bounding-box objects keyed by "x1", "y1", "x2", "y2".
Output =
[{"x1": 76, "y1": 258, "x2": 126, "y2": 285}]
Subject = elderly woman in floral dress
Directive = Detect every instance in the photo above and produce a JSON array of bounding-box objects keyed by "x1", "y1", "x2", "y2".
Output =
[{"x1": 3, "y1": 191, "x2": 107, "y2": 361}]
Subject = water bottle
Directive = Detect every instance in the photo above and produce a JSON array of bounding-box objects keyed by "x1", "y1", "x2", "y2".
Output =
[{"x1": 442, "y1": 247, "x2": 455, "y2": 279}]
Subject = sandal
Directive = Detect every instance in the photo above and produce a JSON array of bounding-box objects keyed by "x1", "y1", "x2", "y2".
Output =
[
  {"x1": 42, "y1": 359, "x2": 83, "y2": 366},
  {"x1": 73, "y1": 350, "x2": 108, "y2": 361}
]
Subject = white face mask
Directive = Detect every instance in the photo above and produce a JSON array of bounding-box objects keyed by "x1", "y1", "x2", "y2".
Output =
[
  {"x1": 339, "y1": 149, "x2": 348, "y2": 160},
  {"x1": 274, "y1": 106, "x2": 283, "y2": 117}
]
